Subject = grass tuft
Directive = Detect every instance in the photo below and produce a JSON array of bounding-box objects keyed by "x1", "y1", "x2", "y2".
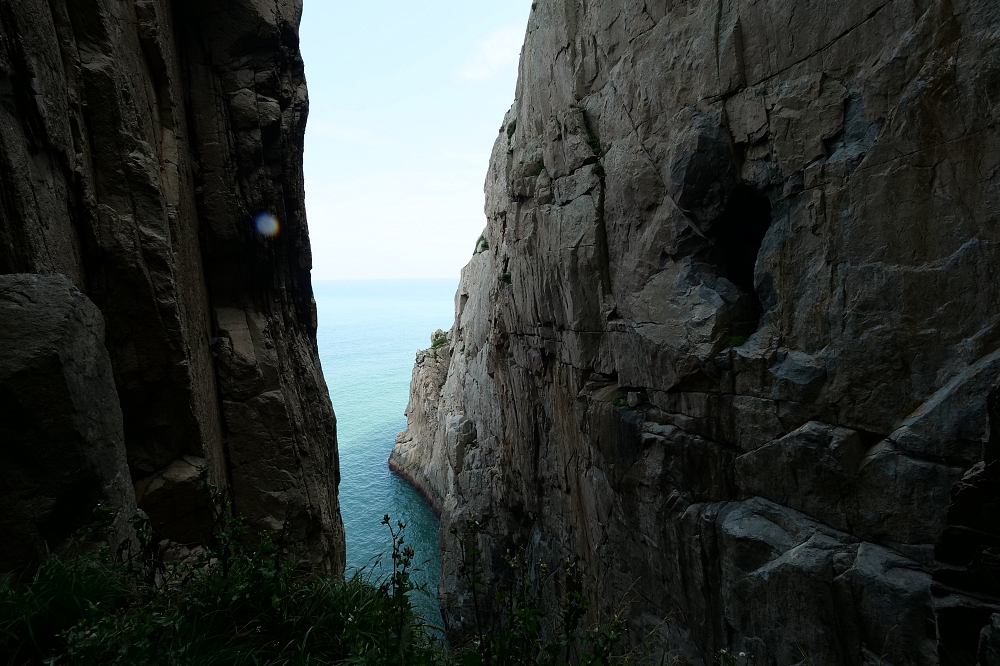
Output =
[{"x1": 726, "y1": 336, "x2": 748, "y2": 348}]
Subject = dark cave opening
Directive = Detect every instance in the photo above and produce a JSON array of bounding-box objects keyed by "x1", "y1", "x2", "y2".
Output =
[
  {"x1": 934, "y1": 388, "x2": 1000, "y2": 665},
  {"x1": 710, "y1": 185, "x2": 773, "y2": 331}
]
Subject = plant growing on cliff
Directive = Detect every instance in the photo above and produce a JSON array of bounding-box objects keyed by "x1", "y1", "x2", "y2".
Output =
[
  {"x1": 432, "y1": 331, "x2": 449, "y2": 349},
  {"x1": 506, "y1": 120, "x2": 517, "y2": 148},
  {"x1": 725, "y1": 336, "x2": 747, "y2": 348},
  {"x1": 715, "y1": 649, "x2": 757, "y2": 666},
  {"x1": 0, "y1": 502, "x2": 445, "y2": 666},
  {"x1": 380, "y1": 513, "x2": 427, "y2": 663},
  {"x1": 3, "y1": 507, "x2": 648, "y2": 665},
  {"x1": 450, "y1": 517, "x2": 627, "y2": 666},
  {"x1": 587, "y1": 136, "x2": 603, "y2": 157}
]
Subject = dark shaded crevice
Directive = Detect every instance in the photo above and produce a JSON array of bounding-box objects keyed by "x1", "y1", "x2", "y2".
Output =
[
  {"x1": 987, "y1": 389, "x2": 1000, "y2": 464},
  {"x1": 933, "y1": 388, "x2": 1000, "y2": 665},
  {"x1": 937, "y1": 605, "x2": 996, "y2": 666},
  {"x1": 708, "y1": 184, "x2": 772, "y2": 334}
]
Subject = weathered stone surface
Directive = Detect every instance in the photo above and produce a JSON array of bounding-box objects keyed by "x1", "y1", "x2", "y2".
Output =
[
  {"x1": 0, "y1": 274, "x2": 136, "y2": 571},
  {"x1": 736, "y1": 421, "x2": 865, "y2": 531},
  {"x1": 390, "y1": 330, "x2": 454, "y2": 514},
  {"x1": 394, "y1": 0, "x2": 1000, "y2": 661},
  {"x1": 0, "y1": 0, "x2": 343, "y2": 571}
]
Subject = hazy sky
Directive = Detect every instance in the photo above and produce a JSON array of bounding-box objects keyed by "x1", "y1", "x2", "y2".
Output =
[{"x1": 300, "y1": 2, "x2": 533, "y2": 280}]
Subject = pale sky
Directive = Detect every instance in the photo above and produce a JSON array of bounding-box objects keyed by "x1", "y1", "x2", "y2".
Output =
[{"x1": 300, "y1": 2, "x2": 533, "y2": 280}]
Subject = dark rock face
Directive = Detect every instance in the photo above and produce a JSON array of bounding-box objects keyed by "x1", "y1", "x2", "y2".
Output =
[
  {"x1": 0, "y1": 0, "x2": 343, "y2": 572},
  {"x1": 0, "y1": 274, "x2": 136, "y2": 571},
  {"x1": 393, "y1": 0, "x2": 1000, "y2": 662}
]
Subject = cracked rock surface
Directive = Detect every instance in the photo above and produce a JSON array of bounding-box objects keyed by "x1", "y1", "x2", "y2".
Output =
[
  {"x1": 392, "y1": 0, "x2": 1000, "y2": 662},
  {"x1": 0, "y1": 0, "x2": 343, "y2": 572}
]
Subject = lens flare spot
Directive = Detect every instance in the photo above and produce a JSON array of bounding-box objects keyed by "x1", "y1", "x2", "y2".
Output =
[{"x1": 254, "y1": 212, "x2": 280, "y2": 238}]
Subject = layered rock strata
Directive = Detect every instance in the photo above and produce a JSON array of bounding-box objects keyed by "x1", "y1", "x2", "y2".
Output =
[
  {"x1": 0, "y1": 0, "x2": 343, "y2": 571},
  {"x1": 392, "y1": 0, "x2": 1000, "y2": 663}
]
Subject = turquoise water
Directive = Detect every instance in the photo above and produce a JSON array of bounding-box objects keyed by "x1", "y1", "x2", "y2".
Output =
[{"x1": 314, "y1": 279, "x2": 458, "y2": 628}]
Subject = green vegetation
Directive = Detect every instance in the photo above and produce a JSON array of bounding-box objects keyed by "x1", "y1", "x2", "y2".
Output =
[
  {"x1": 450, "y1": 518, "x2": 632, "y2": 666},
  {"x1": 726, "y1": 336, "x2": 748, "y2": 348},
  {"x1": 587, "y1": 136, "x2": 603, "y2": 157},
  {"x1": 1, "y1": 503, "x2": 647, "y2": 665},
  {"x1": 432, "y1": 331, "x2": 449, "y2": 349},
  {"x1": 475, "y1": 236, "x2": 490, "y2": 254},
  {"x1": 500, "y1": 273, "x2": 512, "y2": 286},
  {"x1": 715, "y1": 649, "x2": 756, "y2": 666},
  {"x1": 1, "y1": 506, "x2": 443, "y2": 666},
  {"x1": 611, "y1": 392, "x2": 648, "y2": 409}
]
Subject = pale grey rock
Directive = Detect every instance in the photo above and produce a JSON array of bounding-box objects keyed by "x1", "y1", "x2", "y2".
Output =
[{"x1": 390, "y1": 333, "x2": 454, "y2": 513}]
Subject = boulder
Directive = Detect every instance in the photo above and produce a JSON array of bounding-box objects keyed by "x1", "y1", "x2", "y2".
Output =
[{"x1": 0, "y1": 274, "x2": 136, "y2": 571}]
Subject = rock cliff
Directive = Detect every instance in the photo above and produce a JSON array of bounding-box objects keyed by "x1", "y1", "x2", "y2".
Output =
[
  {"x1": 0, "y1": 0, "x2": 343, "y2": 572},
  {"x1": 392, "y1": 0, "x2": 1000, "y2": 662}
]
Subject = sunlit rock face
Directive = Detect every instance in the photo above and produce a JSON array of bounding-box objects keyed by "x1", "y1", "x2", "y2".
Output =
[
  {"x1": 393, "y1": 0, "x2": 1000, "y2": 661},
  {"x1": 0, "y1": 0, "x2": 344, "y2": 573}
]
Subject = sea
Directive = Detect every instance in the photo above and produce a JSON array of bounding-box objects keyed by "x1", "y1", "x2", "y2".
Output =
[{"x1": 314, "y1": 279, "x2": 458, "y2": 630}]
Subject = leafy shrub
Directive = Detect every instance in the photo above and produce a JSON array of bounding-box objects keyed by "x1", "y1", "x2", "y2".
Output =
[
  {"x1": 450, "y1": 518, "x2": 629, "y2": 666},
  {"x1": 726, "y1": 336, "x2": 747, "y2": 348},
  {"x1": 1, "y1": 505, "x2": 652, "y2": 665},
  {"x1": 500, "y1": 273, "x2": 512, "y2": 286},
  {"x1": 1, "y1": 503, "x2": 443, "y2": 666},
  {"x1": 526, "y1": 163, "x2": 545, "y2": 179},
  {"x1": 432, "y1": 330, "x2": 449, "y2": 349}
]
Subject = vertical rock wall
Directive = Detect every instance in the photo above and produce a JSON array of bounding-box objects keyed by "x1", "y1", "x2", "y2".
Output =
[
  {"x1": 0, "y1": 0, "x2": 343, "y2": 572},
  {"x1": 392, "y1": 0, "x2": 1000, "y2": 662}
]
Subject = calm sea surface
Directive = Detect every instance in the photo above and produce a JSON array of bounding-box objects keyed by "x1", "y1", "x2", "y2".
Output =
[{"x1": 314, "y1": 279, "x2": 458, "y2": 628}]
